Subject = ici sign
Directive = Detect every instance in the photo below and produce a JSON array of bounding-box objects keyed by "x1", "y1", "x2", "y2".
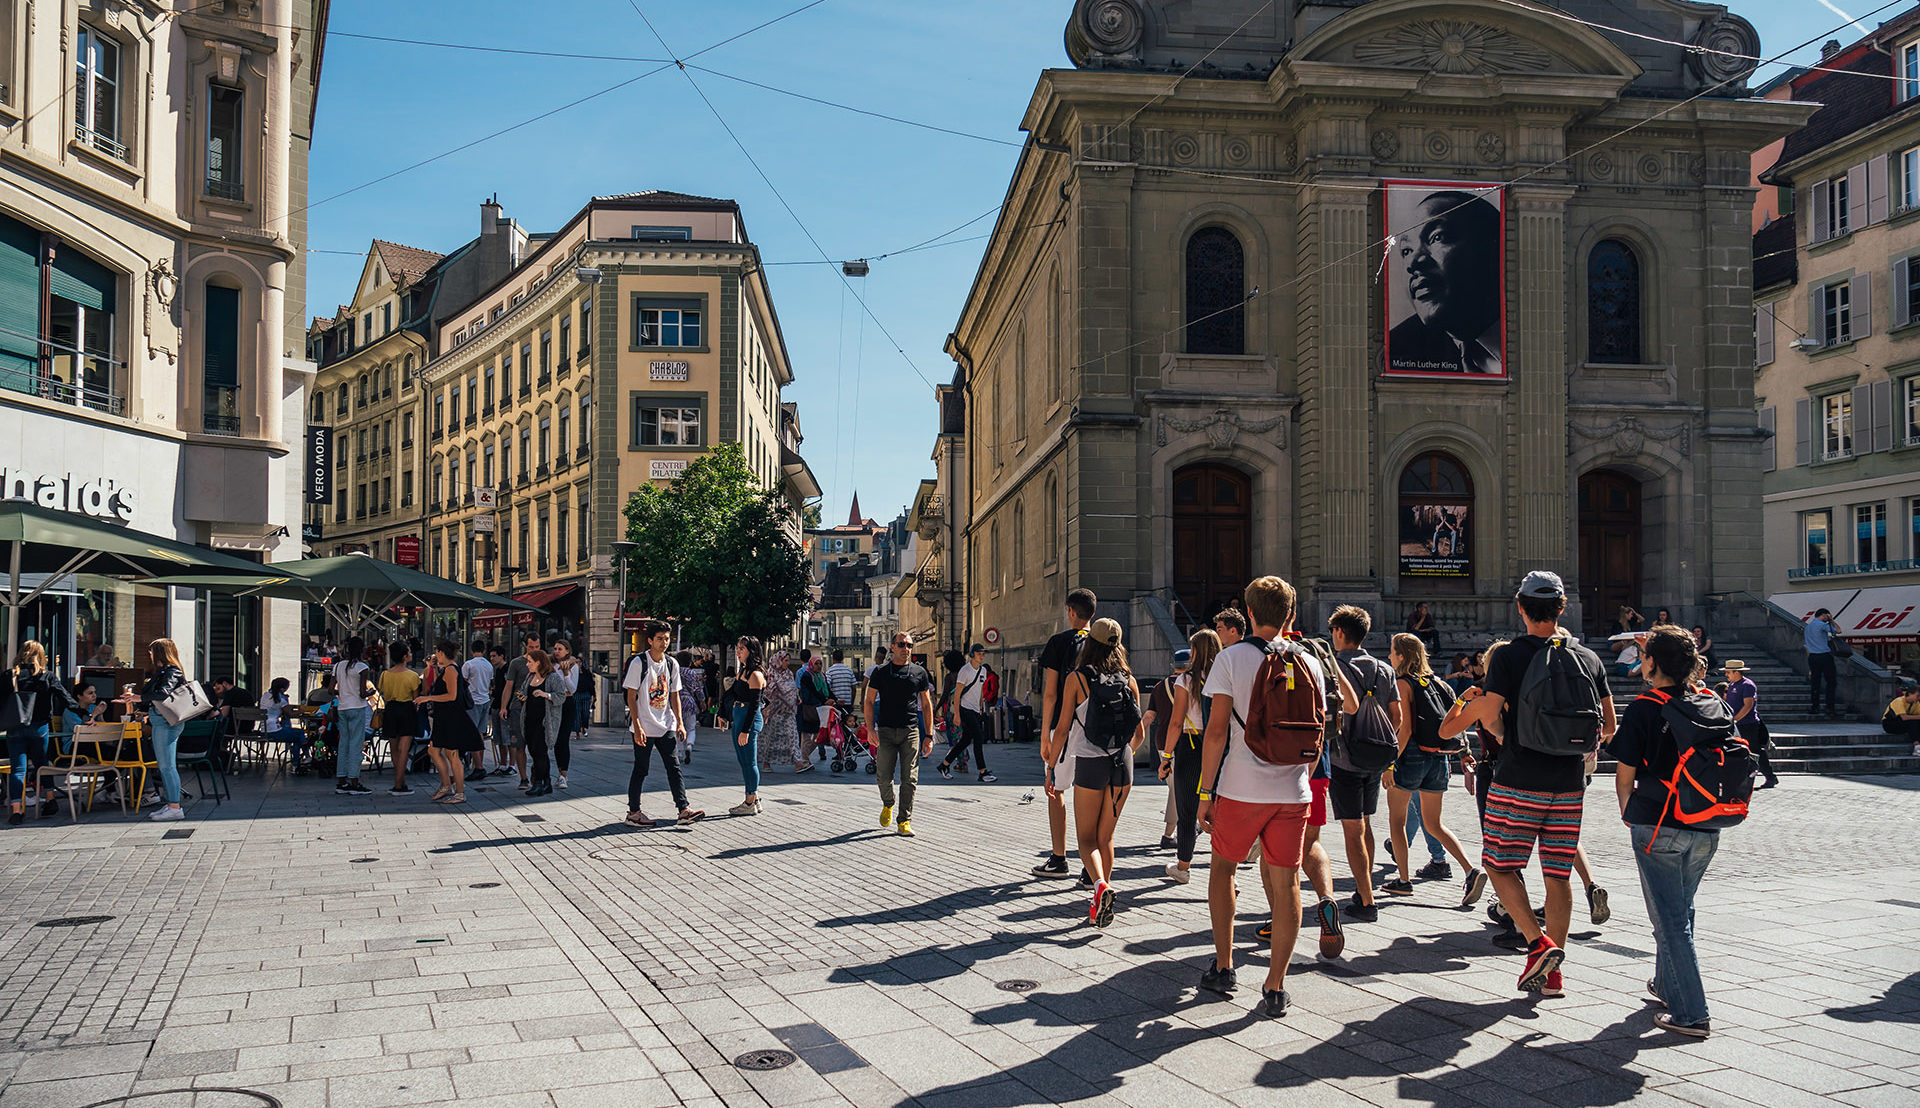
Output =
[{"x1": 0, "y1": 467, "x2": 137, "y2": 522}]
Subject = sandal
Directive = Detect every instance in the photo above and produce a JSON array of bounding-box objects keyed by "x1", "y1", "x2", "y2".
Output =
[
  {"x1": 444, "y1": 794, "x2": 466, "y2": 805},
  {"x1": 430, "y1": 788, "x2": 451, "y2": 802}
]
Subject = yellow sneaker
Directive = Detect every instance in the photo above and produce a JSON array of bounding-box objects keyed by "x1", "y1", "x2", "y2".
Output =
[
  {"x1": 898, "y1": 820, "x2": 914, "y2": 838},
  {"x1": 879, "y1": 805, "x2": 893, "y2": 828}
]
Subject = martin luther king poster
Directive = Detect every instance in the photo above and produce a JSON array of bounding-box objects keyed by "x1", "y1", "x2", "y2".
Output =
[{"x1": 1383, "y1": 182, "x2": 1506, "y2": 379}]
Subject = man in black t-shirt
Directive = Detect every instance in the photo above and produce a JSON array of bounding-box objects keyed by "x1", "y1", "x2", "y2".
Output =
[
  {"x1": 1477, "y1": 571, "x2": 1615, "y2": 997},
  {"x1": 864, "y1": 632, "x2": 935, "y2": 837},
  {"x1": 1032, "y1": 588, "x2": 1096, "y2": 878}
]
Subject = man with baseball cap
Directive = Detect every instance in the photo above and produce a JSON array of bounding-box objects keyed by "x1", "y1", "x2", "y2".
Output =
[
  {"x1": 1475, "y1": 570, "x2": 1615, "y2": 997},
  {"x1": 1721, "y1": 660, "x2": 1777, "y2": 789},
  {"x1": 938, "y1": 643, "x2": 996, "y2": 783}
]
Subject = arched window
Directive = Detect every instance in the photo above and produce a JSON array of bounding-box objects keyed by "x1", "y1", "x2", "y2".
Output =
[
  {"x1": 1012, "y1": 499, "x2": 1025, "y2": 585},
  {"x1": 1044, "y1": 474, "x2": 1060, "y2": 565},
  {"x1": 1588, "y1": 239, "x2": 1641, "y2": 364},
  {"x1": 1397, "y1": 452, "x2": 1474, "y2": 589},
  {"x1": 989, "y1": 520, "x2": 1001, "y2": 595},
  {"x1": 311, "y1": 391, "x2": 325, "y2": 422},
  {"x1": 1047, "y1": 265, "x2": 1063, "y2": 402},
  {"x1": 1185, "y1": 227, "x2": 1245, "y2": 355},
  {"x1": 1014, "y1": 327, "x2": 1027, "y2": 444}
]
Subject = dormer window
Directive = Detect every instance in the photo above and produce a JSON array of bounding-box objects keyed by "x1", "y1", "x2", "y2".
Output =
[{"x1": 1902, "y1": 42, "x2": 1920, "y2": 102}]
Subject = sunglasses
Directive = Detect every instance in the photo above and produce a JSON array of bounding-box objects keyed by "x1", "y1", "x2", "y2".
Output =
[{"x1": 892, "y1": 641, "x2": 912, "y2": 648}]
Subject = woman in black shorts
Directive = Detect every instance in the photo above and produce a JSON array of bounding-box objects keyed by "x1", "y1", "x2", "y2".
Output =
[
  {"x1": 418, "y1": 640, "x2": 481, "y2": 804},
  {"x1": 1050, "y1": 617, "x2": 1146, "y2": 929},
  {"x1": 379, "y1": 642, "x2": 423, "y2": 796}
]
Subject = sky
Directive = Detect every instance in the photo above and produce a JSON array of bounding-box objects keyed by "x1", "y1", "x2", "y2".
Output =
[{"x1": 306, "y1": 0, "x2": 1873, "y2": 528}]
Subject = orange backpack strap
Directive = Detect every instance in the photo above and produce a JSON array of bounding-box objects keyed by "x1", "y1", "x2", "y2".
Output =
[{"x1": 1637, "y1": 687, "x2": 1672, "y2": 706}]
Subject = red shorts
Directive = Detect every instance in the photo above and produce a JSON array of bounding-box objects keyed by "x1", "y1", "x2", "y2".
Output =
[
  {"x1": 1309, "y1": 777, "x2": 1329, "y2": 828},
  {"x1": 1210, "y1": 797, "x2": 1309, "y2": 868}
]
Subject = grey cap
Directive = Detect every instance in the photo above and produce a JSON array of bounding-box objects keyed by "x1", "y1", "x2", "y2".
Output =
[
  {"x1": 1516, "y1": 570, "x2": 1567, "y2": 599},
  {"x1": 1172, "y1": 648, "x2": 1192, "y2": 667}
]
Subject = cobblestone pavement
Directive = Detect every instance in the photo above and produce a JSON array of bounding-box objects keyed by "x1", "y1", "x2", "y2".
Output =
[{"x1": 2, "y1": 730, "x2": 1918, "y2": 1108}]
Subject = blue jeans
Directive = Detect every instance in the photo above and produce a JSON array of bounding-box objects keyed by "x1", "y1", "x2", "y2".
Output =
[
  {"x1": 151, "y1": 716, "x2": 186, "y2": 804},
  {"x1": 1631, "y1": 823, "x2": 1719, "y2": 1026},
  {"x1": 1405, "y1": 790, "x2": 1447, "y2": 865},
  {"x1": 6, "y1": 725, "x2": 49, "y2": 805},
  {"x1": 732, "y1": 703, "x2": 763, "y2": 795},
  {"x1": 336, "y1": 705, "x2": 373, "y2": 780}
]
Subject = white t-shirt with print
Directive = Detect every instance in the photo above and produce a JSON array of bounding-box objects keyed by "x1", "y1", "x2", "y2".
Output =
[
  {"x1": 956, "y1": 663, "x2": 987, "y2": 713},
  {"x1": 1201, "y1": 639, "x2": 1318, "y2": 805},
  {"x1": 622, "y1": 652, "x2": 681, "y2": 738}
]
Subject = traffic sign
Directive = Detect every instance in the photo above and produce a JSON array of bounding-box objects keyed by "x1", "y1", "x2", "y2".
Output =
[{"x1": 983, "y1": 627, "x2": 1001, "y2": 646}]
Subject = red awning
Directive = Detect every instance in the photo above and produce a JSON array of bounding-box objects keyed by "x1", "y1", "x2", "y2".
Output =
[
  {"x1": 469, "y1": 584, "x2": 582, "y2": 633},
  {"x1": 514, "y1": 584, "x2": 582, "y2": 610}
]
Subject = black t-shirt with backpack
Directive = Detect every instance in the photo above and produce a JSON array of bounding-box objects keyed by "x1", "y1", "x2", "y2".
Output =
[
  {"x1": 1333, "y1": 649, "x2": 1401, "y2": 774},
  {"x1": 1611, "y1": 684, "x2": 1752, "y2": 831},
  {"x1": 1484, "y1": 635, "x2": 1611, "y2": 793},
  {"x1": 1077, "y1": 666, "x2": 1142, "y2": 757}
]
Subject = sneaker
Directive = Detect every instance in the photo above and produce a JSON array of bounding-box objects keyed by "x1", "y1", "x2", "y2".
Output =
[
  {"x1": 938, "y1": 764, "x2": 954, "y2": 780},
  {"x1": 1646, "y1": 978, "x2": 1666, "y2": 1008},
  {"x1": 1653, "y1": 1013, "x2": 1710, "y2": 1039},
  {"x1": 1417, "y1": 861, "x2": 1454, "y2": 881},
  {"x1": 978, "y1": 772, "x2": 996, "y2": 783},
  {"x1": 1316, "y1": 899, "x2": 1345, "y2": 959},
  {"x1": 505, "y1": 766, "x2": 520, "y2": 778},
  {"x1": 1031, "y1": 856, "x2": 1069, "y2": 878},
  {"x1": 879, "y1": 805, "x2": 893, "y2": 829},
  {"x1": 1382, "y1": 879, "x2": 1415, "y2": 897},
  {"x1": 334, "y1": 779, "x2": 350, "y2": 794},
  {"x1": 1587, "y1": 885, "x2": 1611, "y2": 926},
  {"x1": 389, "y1": 785, "x2": 414, "y2": 796},
  {"x1": 1092, "y1": 881, "x2": 1117, "y2": 928},
  {"x1": 1261, "y1": 989, "x2": 1290, "y2": 1019},
  {"x1": 625, "y1": 809, "x2": 652, "y2": 827},
  {"x1": 1541, "y1": 970, "x2": 1564, "y2": 999},
  {"x1": 897, "y1": 820, "x2": 915, "y2": 838},
  {"x1": 1158, "y1": 835, "x2": 1178, "y2": 851},
  {"x1": 1462, "y1": 868, "x2": 1488, "y2": 908},
  {"x1": 5, "y1": 810, "x2": 21, "y2": 826},
  {"x1": 149, "y1": 806, "x2": 185, "y2": 822},
  {"x1": 1198, "y1": 960, "x2": 1237, "y2": 995},
  {"x1": 1165, "y1": 863, "x2": 1190, "y2": 885},
  {"x1": 1078, "y1": 869, "x2": 1094, "y2": 889},
  {"x1": 339, "y1": 780, "x2": 372, "y2": 796},
  {"x1": 729, "y1": 799, "x2": 761, "y2": 817},
  {"x1": 677, "y1": 808, "x2": 706, "y2": 824},
  {"x1": 468, "y1": 768, "x2": 490, "y2": 781},
  {"x1": 1257, "y1": 923, "x2": 1273, "y2": 942},
  {"x1": 1518, "y1": 937, "x2": 1564, "y2": 993},
  {"x1": 1344, "y1": 894, "x2": 1378, "y2": 923},
  {"x1": 557, "y1": 774, "x2": 568, "y2": 790}
]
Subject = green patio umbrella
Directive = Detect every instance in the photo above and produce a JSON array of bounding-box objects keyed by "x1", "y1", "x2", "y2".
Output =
[
  {"x1": 1, "y1": 501, "x2": 280, "y2": 659},
  {"x1": 145, "y1": 552, "x2": 541, "y2": 638}
]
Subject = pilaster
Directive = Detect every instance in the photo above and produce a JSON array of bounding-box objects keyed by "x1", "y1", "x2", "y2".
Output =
[{"x1": 1508, "y1": 185, "x2": 1574, "y2": 572}]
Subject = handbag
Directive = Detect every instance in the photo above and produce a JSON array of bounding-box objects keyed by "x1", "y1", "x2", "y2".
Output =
[
  {"x1": 0, "y1": 688, "x2": 36, "y2": 731},
  {"x1": 1831, "y1": 636, "x2": 1853, "y2": 659},
  {"x1": 156, "y1": 680, "x2": 215, "y2": 726}
]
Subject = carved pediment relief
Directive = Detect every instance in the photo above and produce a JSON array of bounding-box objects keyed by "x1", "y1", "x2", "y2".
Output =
[
  {"x1": 1349, "y1": 20, "x2": 1556, "y2": 76},
  {"x1": 1292, "y1": 0, "x2": 1643, "y2": 86}
]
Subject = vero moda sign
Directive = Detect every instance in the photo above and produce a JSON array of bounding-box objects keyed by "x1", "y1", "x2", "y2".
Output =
[{"x1": 307, "y1": 426, "x2": 332, "y2": 505}]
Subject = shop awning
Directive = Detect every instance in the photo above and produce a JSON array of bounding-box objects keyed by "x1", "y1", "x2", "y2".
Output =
[
  {"x1": 470, "y1": 584, "x2": 582, "y2": 633},
  {"x1": 1766, "y1": 588, "x2": 1859, "y2": 625},
  {"x1": 1835, "y1": 584, "x2": 1920, "y2": 644}
]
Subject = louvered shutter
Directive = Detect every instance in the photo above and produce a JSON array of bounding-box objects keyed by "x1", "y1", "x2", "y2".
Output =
[
  {"x1": 1848, "y1": 164, "x2": 1870, "y2": 232},
  {"x1": 1808, "y1": 286, "x2": 1825, "y2": 347},
  {"x1": 1897, "y1": 259, "x2": 1913, "y2": 329},
  {"x1": 1795, "y1": 397, "x2": 1813, "y2": 466},
  {"x1": 1852, "y1": 273, "x2": 1872, "y2": 339},
  {"x1": 1852, "y1": 384, "x2": 1872, "y2": 454},
  {"x1": 1756, "y1": 303, "x2": 1775, "y2": 365},
  {"x1": 1759, "y1": 406, "x2": 1777, "y2": 472},
  {"x1": 1812, "y1": 181, "x2": 1831, "y2": 242},
  {"x1": 1870, "y1": 379, "x2": 1894, "y2": 453},
  {"x1": 1870, "y1": 155, "x2": 1891, "y2": 225}
]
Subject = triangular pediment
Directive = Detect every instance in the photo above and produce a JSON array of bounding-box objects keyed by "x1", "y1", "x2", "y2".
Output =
[{"x1": 1295, "y1": 0, "x2": 1642, "y2": 82}]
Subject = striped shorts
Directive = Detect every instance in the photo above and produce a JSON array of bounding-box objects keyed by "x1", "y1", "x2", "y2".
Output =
[{"x1": 1480, "y1": 782, "x2": 1583, "y2": 880}]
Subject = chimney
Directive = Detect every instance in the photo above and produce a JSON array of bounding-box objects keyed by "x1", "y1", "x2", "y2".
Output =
[
  {"x1": 1820, "y1": 38, "x2": 1842, "y2": 60},
  {"x1": 481, "y1": 193, "x2": 503, "y2": 236}
]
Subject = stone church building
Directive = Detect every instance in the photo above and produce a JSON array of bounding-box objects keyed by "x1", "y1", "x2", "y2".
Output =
[{"x1": 946, "y1": 0, "x2": 1812, "y2": 677}]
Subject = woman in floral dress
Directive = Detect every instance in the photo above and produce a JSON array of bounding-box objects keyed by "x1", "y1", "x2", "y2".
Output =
[{"x1": 761, "y1": 649, "x2": 800, "y2": 771}]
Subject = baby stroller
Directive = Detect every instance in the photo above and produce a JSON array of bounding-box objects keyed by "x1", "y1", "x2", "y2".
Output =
[{"x1": 821, "y1": 707, "x2": 873, "y2": 774}]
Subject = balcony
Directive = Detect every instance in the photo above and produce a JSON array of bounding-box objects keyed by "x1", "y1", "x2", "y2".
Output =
[
  {"x1": 400, "y1": 438, "x2": 413, "y2": 451},
  {"x1": 203, "y1": 414, "x2": 241, "y2": 437},
  {"x1": 1789, "y1": 558, "x2": 1918, "y2": 580},
  {"x1": 464, "y1": 414, "x2": 477, "y2": 428},
  {"x1": 517, "y1": 472, "x2": 531, "y2": 489},
  {"x1": 355, "y1": 452, "x2": 367, "y2": 463},
  {"x1": 463, "y1": 491, "x2": 476, "y2": 507},
  {"x1": 535, "y1": 464, "x2": 550, "y2": 481},
  {"x1": 558, "y1": 358, "x2": 572, "y2": 377},
  {"x1": 381, "y1": 501, "x2": 392, "y2": 515},
  {"x1": 401, "y1": 496, "x2": 414, "y2": 509},
  {"x1": 575, "y1": 445, "x2": 590, "y2": 463},
  {"x1": 431, "y1": 425, "x2": 445, "y2": 441},
  {"x1": 520, "y1": 382, "x2": 532, "y2": 398},
  {"x1": 537, "y1": 373, "x2": 551, "y2": 389},
  {"x1": 206, "y1": 176, "x2": 244, "y2": 201},
  {"x1": 555, "y1": 455, "x2": 571, "y2": 473},
  {"x1": 75, "y1": 126, "x2": 127, "y2": 160},
  {"x1": 482, "y1": 405, "x2": 494, "y2": 418},
  {"x1": 7, "y1": 363, "x2": 127, "y2": 416},
  {"x1": 579, "y1": 344, "x2": 591, "y2": 362}
]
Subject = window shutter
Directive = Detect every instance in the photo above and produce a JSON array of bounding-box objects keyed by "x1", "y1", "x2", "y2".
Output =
[
  {"x1": 48, "y1": 246, "x2": 114, "y2": 312},
  {"x1": 1795, "y1": 397, "x2": 1813, "y2": 466},
  {"x1": 1848, "y1": 163, "x2": 1870, "y2": 231},
  {"x1": 1898, "y1": 259, "x2": 1914, "y2": 329},
  {"x1": 1812, "y1": 181, "x2": 1831, "y2": 242},
  {"x1": 1809, "y1": 285, "x2": 1825, "y2": 347},
  {"x1": 1759, "y1": 405, "x2": 1777, "y2": 472},
  {"x1": 1852, "y1": 273, "x2": 1873, "y2": 339},
  {"x1": 1852, "y1": 384, "x2": 1872, "y2": 453},
  {"x1": 1871, "y1": 379, "x2": 1894, "y2": 453},
  {"x1": 1756, "y1": 302, "x2": 1775, "y2": 366},
  {"x1": 1870, "y1": 155, "x2": 1891, "y2": 224},
  {"x1": 0, "y1": 215, "x2": 41, "y2": 386}
]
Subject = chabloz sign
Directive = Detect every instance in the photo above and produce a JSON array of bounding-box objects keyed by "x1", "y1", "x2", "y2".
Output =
[{"x1": 0, "y1": 467, "x2": 136, "y2": 522}]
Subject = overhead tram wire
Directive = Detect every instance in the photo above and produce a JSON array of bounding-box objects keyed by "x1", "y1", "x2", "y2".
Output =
[
  {"x1": 685, "y1": 66, "x2": 1026, "y2": 148},
  {"x1": 275, "y1": 0, "x2": 830, "y2": 224},
  {"x1": 620, "y1": 1, "x2": 941, "y2": 392}
]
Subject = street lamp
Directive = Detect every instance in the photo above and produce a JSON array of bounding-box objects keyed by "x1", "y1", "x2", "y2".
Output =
[{"x1": 611, "y1": 541, "x2": 636, "y2": 658}]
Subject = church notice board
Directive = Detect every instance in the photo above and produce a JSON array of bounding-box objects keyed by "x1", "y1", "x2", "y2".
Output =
[{"x1": 1382, "y1": 181, "x2": 1506, "y2": 381}]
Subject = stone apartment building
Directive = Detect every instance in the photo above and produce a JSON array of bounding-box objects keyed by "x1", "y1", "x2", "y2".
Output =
[
  {"x1": 947, "y1": 0, "x2": 1810, "y2": 684},
  {"x1": 1754, "y1": 13, "x2": 1920, "y2": 673},
  {"x1": 0, "y1": 0, "x2": 326, "y2": 687}
]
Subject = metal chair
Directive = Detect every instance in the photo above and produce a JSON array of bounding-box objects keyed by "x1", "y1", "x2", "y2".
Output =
[
  {"x1": 109, "y1": 719, "x2": 159, "y2": 803},
  {"x1": 38, "y1": 722, "x2": 129, "y2": 819},
  {"x1": 174, "y1": 719, "x2": 229, "y2": 804},
  {"x1": 227, "y1": 707, "x2": 266, "y2": 770}
]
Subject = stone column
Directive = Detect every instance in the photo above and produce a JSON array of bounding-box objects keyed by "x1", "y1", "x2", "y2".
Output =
[
  {"x1": 1508, "y1": 185, "x2": 1574, "y2": 581},
  {"x1": 1700, "y1": 183, "x2": 1765, "y2": 596}
]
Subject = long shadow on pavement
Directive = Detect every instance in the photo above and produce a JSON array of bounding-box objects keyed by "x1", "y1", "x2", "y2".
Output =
[{"x1": 1827, "y1": 971, "x2": 1920, "y2": 1023}]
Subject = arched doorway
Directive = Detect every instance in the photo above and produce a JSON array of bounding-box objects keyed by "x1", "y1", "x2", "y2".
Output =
[
  {"x1": 1578, "y1": 470, "x2": 1642, "y2": 636},
  {"x1": 1172, "y1": 463, "x2": 1251, "y2": 625},
  {"x1": 1397, "y1": 452, "x2": 1475, "y2": 595}
]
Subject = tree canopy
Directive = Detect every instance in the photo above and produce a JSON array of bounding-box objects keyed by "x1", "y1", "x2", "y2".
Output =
[{"x1": 621, "y1": 443, "x2": 811, "y2": 645}]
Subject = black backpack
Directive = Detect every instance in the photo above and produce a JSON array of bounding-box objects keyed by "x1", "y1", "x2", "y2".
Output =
[
  {"x1": 1514, "y1": 635, "x2": 1607, "y2": 757},
  {"x1": 1299, "y1": 637, "x2": 1345, "y2": 758},
  {"x1": 1336, "y1": 655, "x2": 1401, "y2": 773},
  {"x1": 1408, "y1": 674, "x2": 1461, "y2": 754},
  {"x1": 1641, "y1": 686, "x2": 1753, "y2": 838},
  {"x1": 1080, "y1": 667, "x2": 1142, "y2": 755}
]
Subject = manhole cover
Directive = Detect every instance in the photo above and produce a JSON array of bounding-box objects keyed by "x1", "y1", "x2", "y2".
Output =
[
  {"x1": 468, "y1": 882, "x2": 501, "y2": 889},
  {"x1": 79, "y1": 1088, "x2": 282, "y2": 1108},
  {"x1": 995, "y1": 979, "x2": 1039, "y2": 993},
  {"x1": 350, "y1": 857, "x2": 378, "y2": 863},
  {"x1": 516, "y1": 815, "x2": 546, "y2": 823},
  {"x1": 36, "y1": 915, "x2": 115, "y2": 928},
  {"x1": 733, "y1": 1049, "x2": 797, "y2": 1071},
  {"x1": 162, "y1": 828, "x2": 194, "y2": 839}
]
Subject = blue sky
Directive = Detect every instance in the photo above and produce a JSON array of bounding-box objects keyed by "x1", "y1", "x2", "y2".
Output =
[{"x1": 307, "y1": 0, "x2": 1871, "y2": 527}]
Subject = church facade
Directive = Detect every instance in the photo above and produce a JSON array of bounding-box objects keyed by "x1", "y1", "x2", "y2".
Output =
[{"x1": 947, "y1": 0, "x2": 1813, "y2": 675}]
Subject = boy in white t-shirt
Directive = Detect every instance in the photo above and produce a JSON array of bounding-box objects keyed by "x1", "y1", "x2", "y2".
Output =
[
  {"x1": 621, "y1": 620, "x2": 703, "y2": 827},
  {"x1": 1195, "y1": 576, "x2": 1321, "y2": 1020}
]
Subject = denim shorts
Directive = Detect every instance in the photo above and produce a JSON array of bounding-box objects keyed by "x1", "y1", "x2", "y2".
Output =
[{"x1": 1393, "y1": 750, "x2": 1450, "y2": 793}]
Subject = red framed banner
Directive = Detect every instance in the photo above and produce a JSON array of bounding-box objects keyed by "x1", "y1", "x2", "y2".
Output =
[{"x1": 1382, "y1": 180, "x2": 1506, "y2": 381}]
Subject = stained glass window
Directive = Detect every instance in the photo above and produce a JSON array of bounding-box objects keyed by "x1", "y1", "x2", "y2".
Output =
[
  {"x1": 1588, "y1": 239, "x2": 1641, "y2": 364},
  {"x1": 1185, "y1": 227, "x2": 1245, "y2": 355}
]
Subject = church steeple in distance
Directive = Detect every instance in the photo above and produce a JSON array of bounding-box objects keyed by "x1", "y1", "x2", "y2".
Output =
[{"x1": 848, "y1": 492, "x2": 863, "y2": 528}]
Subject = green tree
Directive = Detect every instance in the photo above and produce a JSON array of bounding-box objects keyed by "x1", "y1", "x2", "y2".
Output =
[
  {"x1": 802, "y1": 501, "x2": 822, "y2": 530},
  {"x1": 621, "y1": 443, "x2": 811, "y2": 645}
]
